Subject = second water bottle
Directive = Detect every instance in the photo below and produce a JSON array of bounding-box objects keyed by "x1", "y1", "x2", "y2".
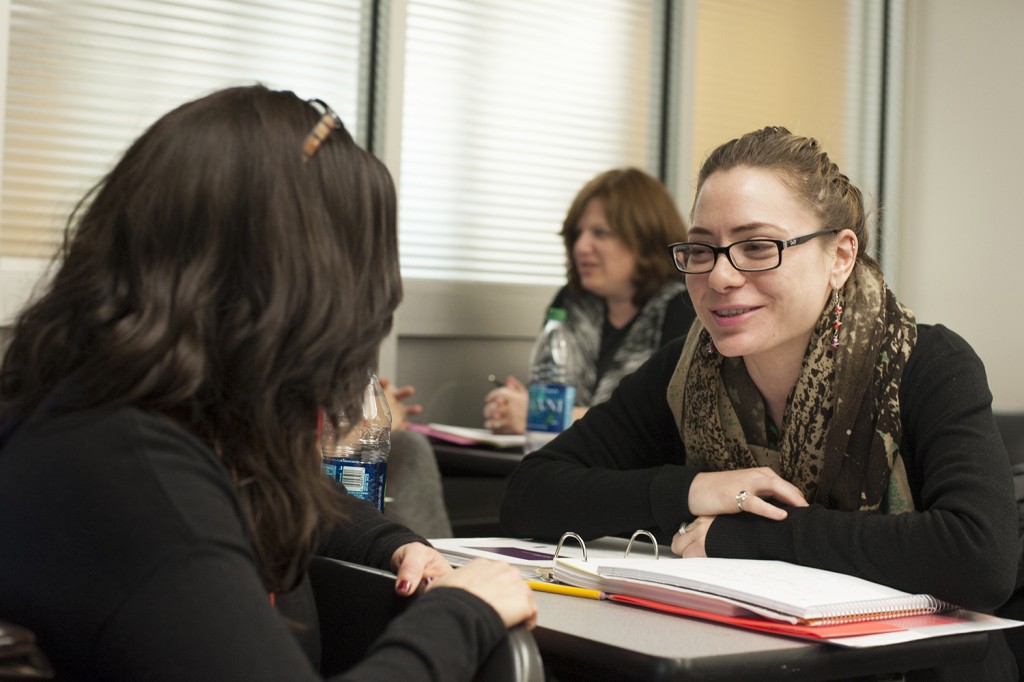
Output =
[
  {"x1": 525, "y1": 307, "x2": 576, "y2": 453},
  {"x1": 320, "y1": 372, "x2": 392, "y2": 512}
]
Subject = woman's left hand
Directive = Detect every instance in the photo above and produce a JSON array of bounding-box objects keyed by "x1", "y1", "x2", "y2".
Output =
[
  {"x1": 379, "y1": 377, "x2": 423, "y2": 431},
  {"x1": 671, "y1": 516, "x2": 714, "y2": 557},
  {"x1": 673, "y1": 467, "x2": 809, "y2": 558},
  {"x1": 390, "y1": 542, "x2": 453, "y2": 596}
]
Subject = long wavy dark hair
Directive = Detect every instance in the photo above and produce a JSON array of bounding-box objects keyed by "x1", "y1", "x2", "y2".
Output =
[{"x1": 0, "y1": 85, "x2": 402, "y2": 592}]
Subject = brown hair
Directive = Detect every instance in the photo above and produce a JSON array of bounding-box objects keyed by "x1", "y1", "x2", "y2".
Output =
[
  {"x1": 560, "y1": 167, "x2": 688, "y2": 306},
  {"x1": 0, "y1": 85, "x2": 401, "y2": 592},
  {"x1": 693, "y1": 126, "x2": 875, "y2": 268}
]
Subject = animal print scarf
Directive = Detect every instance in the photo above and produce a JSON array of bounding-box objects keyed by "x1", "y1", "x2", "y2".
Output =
[
  {"x1": 666, "y1": 263, "x2": 917, "y2": 512},
  {"x1": 564, "y1": 280, "x2": 687, "y2": 406}
]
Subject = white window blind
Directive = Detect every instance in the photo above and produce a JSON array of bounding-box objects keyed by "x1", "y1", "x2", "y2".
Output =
[
  {"x1": 397, "y1": 0, "x2": 667, "y2": 285},
  {"x1": 1, "y1": 0, "x2": 371, "y2": 262}
]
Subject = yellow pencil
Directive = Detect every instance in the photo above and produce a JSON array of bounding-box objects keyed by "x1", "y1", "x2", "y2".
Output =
[{"x1": 527, "y1": 580, "x2": 604, "y2": 600}]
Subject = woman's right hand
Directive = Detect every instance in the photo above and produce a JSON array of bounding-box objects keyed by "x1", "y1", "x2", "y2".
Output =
[
  {"x1": 482, "y1": 376, "x2": 528, "y2": 434},
  {"x1": 428, "y1": 558, "x2": 538, "y2": 629},
  {"x1": 688, "y1": 467, "x2": 808, "y2": 521}
]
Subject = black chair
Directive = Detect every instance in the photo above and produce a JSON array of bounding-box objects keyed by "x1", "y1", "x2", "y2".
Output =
[
  {"x1": 308, "y1": 556, "x2": 544, "y2": 681},
  {"x1": 995, "y1": 412, "x2": 1024, "y2": 532},
  {"x1": 993, "y1": 413, "x2": 1024, "y2": 682}
]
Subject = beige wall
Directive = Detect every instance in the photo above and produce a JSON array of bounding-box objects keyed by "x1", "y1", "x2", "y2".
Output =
[
  {"x1": 898, "y1": 0, "x2": 1024, "y2": 411},
  {"x1": 691, "y1": 0, "x2": 849, "y2": 184}
]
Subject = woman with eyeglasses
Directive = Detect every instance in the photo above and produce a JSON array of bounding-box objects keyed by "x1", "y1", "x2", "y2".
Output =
[
  {"x1": 500, "y1": 127, "x2": 1022, "y2": 679},
  {"x1": 483, "y1": 167, "x2": 696, "y2": 434},
  {"x1": 0, "y1": 85, "x2": 535, "y2": 680}
]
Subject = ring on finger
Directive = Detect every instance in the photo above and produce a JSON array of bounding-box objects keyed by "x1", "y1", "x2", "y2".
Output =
[
  {"x1": 677, "y1": 521, "x2": 689, "y2": 535},
  {"x1": 736, "y1": 490, "x2": 749, "y2": 511}
]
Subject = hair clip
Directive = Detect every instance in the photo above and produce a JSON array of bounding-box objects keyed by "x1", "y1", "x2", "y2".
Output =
[{"x1": 302, "y1": 98, "x2": 342, "y2": 164}]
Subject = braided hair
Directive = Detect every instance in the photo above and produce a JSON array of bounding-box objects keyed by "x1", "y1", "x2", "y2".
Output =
[{"x1": 692, "y1": 126, "x2": 875, "y2": 269}]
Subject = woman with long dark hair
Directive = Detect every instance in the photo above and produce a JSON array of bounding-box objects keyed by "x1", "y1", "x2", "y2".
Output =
[{"x1": 0, "y1": 84, "x2": 535, "y2": 680}]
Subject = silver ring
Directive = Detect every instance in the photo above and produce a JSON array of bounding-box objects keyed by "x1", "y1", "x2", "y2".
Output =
[
  {"x1": 677, "y1": 522, "x2": 689, "y2": 535},
  {"x1": 736, "y1": 490, "x2": 749, "y2": 511}
]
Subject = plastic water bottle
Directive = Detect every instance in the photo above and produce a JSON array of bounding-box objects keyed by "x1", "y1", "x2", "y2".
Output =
[
  {"x1": 525, "y1": 307, "x2": 576, "y2": 453},
  {"x1": 321, "y1": 372, "x2": 392, "y2": 512}
]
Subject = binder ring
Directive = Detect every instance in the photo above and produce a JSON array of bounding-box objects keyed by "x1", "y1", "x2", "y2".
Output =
[
  {"x1": 554, "y1": 532, "x2": 587, "y2": 562},
  {"x1": 624, "y1": 529, "x2": 659, "y2": 559},
  {"x1": 554, "y1": 529, "x2": 662, "y2": 564}
]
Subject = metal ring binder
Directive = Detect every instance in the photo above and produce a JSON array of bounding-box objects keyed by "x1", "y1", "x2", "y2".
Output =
[
  {"x1": 554, "y1": 530, "x2": 661, "y2": 562},
  {"x1": 554, "y1": 532, "x2": 587, "y2": 562},
  {"x1": 624, "y1": 530, "x2": 659, "y2": 559}
]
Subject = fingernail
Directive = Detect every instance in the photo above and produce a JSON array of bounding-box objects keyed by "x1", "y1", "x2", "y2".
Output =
[{"x1": 397, "y1": 580, "x2": 412, "y2": 594}]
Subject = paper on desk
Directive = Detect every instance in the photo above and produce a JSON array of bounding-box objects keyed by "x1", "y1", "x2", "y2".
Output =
[
  {"x1": 608, "y1": 596, "x2": 1023, "y2": 648},
  {"x1": 823, "y1": 609, "x2": 1023, "y2": 647},
  {"x1": 588, "y1": 557, "x2": 954, "y2": 624},
  {"x1": 430, "y1": 537, "x2": 631, "y2": 579},
  {"x1": 554, "y1": 558, "x2": 793, "y2": 620},
  {"x1": 408, "y1": 422, "x2": 525, "y2": 448}
]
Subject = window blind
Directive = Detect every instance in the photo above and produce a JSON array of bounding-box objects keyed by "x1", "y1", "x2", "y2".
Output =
[
  {"x1": 397, "y1": 0, "x2": 667, "y2": 285},
  {"x1": 1, "y1": 0, "x2": 371, "y2": 261}
]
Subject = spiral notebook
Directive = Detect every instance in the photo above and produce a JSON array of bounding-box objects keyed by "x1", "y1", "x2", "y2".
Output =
[{"x1": 554, "y1": 556, "x2": 954, "y2": 626}]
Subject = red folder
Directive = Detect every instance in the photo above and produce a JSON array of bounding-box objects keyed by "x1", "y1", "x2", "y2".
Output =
[{"x1": 607, "y1": 594, "x2": 956, "y2": 640}]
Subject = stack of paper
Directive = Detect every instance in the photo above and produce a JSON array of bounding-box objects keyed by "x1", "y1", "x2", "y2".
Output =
[
  {"x1": 551, "y1": 555, "x2": 1023, "y2": 647},
  {"x1": 561, "y1": 557, "x2": 952, "y2": 625},
  {"x1": 430, "y1": 537, "x2": 634, "y2": 580}
]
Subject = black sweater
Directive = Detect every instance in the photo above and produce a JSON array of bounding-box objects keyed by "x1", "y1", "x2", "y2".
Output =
[
  {"x1": 0, "y1": 398, "x2": 504, "y2": 680},
  {"x1": 501, "y1": 324, "x2": 1022, "y2": 610}
]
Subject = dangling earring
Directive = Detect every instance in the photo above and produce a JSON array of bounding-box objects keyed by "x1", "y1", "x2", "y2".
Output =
[
  {"x1": 830, "y1": 289, "x2": 844, "y2": 349},
  {"x1": 703, "y1": 330, "x2": 716, "y2": 355}
]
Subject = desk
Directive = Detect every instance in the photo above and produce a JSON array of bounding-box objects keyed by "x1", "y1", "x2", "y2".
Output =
[
  {"x1": 532, "y1": 591, "x2": 990, "y2": 681},
  {"x1": 430, "y1": 442, "x2": 524, "y2": 536},
  {"x1": 526, "y1": 537, "x2": 992, "y2": 681},
  {"x1": 431, "y1": 442, "x2": 524, "y2": 477}
]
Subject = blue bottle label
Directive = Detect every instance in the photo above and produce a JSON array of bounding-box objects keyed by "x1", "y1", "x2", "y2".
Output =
[
  {"x1": 322, "y1": 458, "x2": 388, "y2": 513},
  {"x1": 526, "y1": 383, "x2": 576, "y2": 433}
]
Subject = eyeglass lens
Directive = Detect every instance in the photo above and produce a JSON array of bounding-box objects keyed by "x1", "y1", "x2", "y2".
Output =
[{"x1": 676, "y1": 240, "x2": 780, "y2": 273}]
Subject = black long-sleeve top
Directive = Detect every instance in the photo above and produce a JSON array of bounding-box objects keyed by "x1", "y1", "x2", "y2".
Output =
[
  {"x1": 501, "y1": 324, "x2": 1023, "y2": 613},
  {"x1": 0, "y1": 396, "x2": 504, "y2": 680}
]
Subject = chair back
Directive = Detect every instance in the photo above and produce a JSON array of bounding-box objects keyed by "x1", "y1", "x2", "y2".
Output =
[
  {"x1": 308, "y1": 556, "x2": 543, "y2": 682},
  {"x1": 995, "y1": 413, "x2": 1024, "y2": 532}
]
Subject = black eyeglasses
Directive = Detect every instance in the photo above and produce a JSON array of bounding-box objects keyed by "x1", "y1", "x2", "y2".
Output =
[
  {"x1": 302, "y1": 98, "x2": 343, "y2": 164},
  {"x1": 668, "y1": 229, "x2": 837, "y2": 274}
]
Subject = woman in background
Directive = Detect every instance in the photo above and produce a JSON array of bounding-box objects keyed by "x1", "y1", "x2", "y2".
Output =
[
  {"x1": 0, "y1": 85, "x2": 534, "y2": 680},
  {"x1": 484, "y1": 167, "x2": 695, "y2": 434},
  {"x1": 501, "y1": 127, "x2": 1022, "y2": 679}
]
